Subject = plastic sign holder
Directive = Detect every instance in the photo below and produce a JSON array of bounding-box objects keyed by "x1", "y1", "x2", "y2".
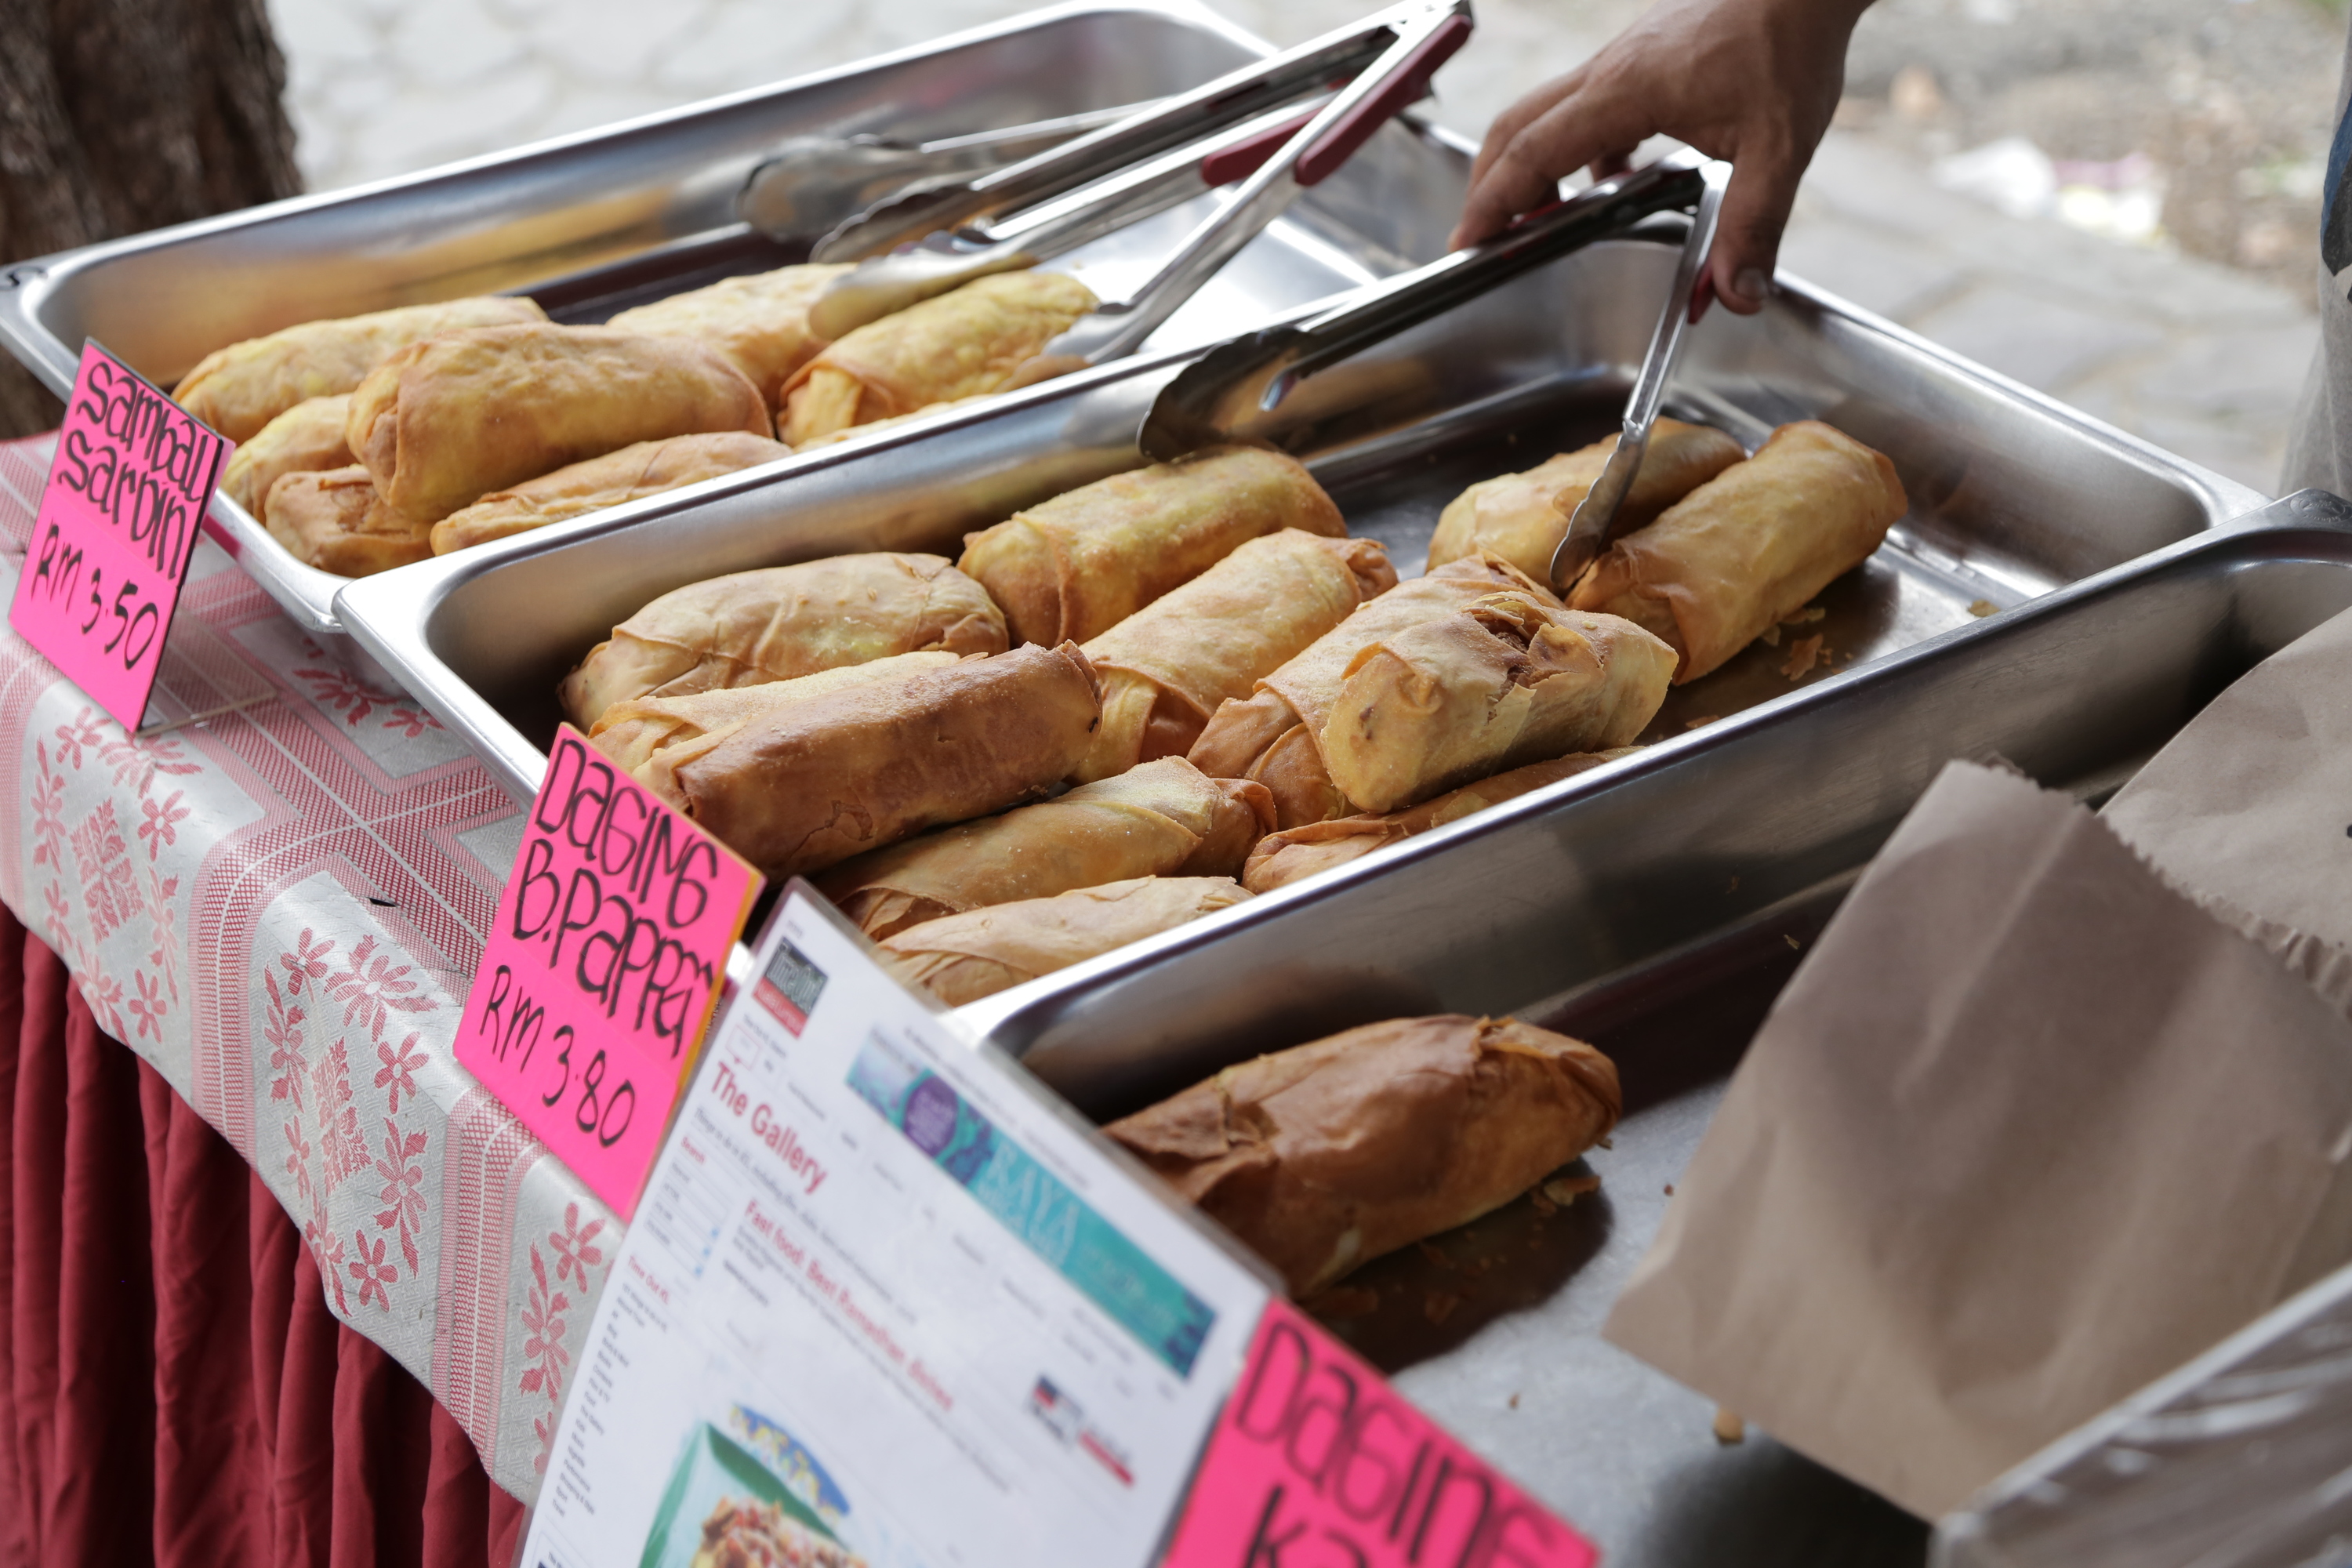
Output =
[
  {"x1": 519, "y1": 886, "x2": 1596, "y2": 1568},
  {"x1": 10, "y1": 340, "x2": 228, "y2": 731},
  {"x1": 456, "y1": 724, "x2": 761, "y2": 1220}
]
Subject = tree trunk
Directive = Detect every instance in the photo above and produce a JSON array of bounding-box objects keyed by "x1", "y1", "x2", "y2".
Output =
[{"x1": 0, "y1": 0, "x2": 302, "y2": 437}]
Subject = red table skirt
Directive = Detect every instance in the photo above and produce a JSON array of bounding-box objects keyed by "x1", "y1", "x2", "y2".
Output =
[{"x1": 0, "y1": 904, "x2": 526, "y2": 1567}]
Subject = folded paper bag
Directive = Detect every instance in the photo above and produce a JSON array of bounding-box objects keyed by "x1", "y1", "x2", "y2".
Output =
[
  {"x1": 1603, "y1": 760, "x2": 2352, "y2": 1520},
  {"x1": 2103, "y1": 601, "x2": 2352, "y2": 1007}
]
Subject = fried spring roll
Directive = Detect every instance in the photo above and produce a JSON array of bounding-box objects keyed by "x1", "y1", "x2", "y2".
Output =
[
  {"x1": 430, "y1": 431, "x2": 791, "y2": 554},
  {"x1": 260, "y1": 466, "x2": 436, "y2": 577},
  {"x1": 592, "y1": 651, "x2": 963, "y2": 774},
  {"x1": 818, "y1": 756, "x2": 1274, "y2": 940},
  {"x1": 346, "y1": 324, "x2": 770, "y2": 522},
  {"x1": 558, "y1": 553, "x2": 1006, "y2": 728},
  {"x1": 1073, "y1": 531, "x2": 1396, "y2": 783},
  {"x1": 1187, "y1": 553, "x2": 1554, "y2": 828},
  {"x1": 605, "y1": 263, "x2": 851, "y2": 409},
  {"x1": 960, "y1": 446, "x2": 1347, "y2": 648},
  {"x1": 1426, "y1": 419, "x2": 1745, "y2": 581},
  {"x1": 1322, "y1": 594, "x2": 1674, "y2": 814},
  {"x1": 779, "y1": 271, "x2": 1098, "y2": 444},
  {"x1": 221, "y1": 395, "x2": 353, "y2": 518},
  {"x1": 877, "y1": 876, "x2": 1253, "y2": 1007},
  {"x1": 645, "y1": 642, "x2": 1103, "y2": 880},
  {"x1": 1240, "y1": 750, "x2": 1639, "y2": 893},
  {"x1": 1105, "y1": 1014, "x2": 1622, "y2": 1297},
  {"x1": 172, "y1": 295, "x2": 547, "y2": 443},
  {"x1": 1570, "y1": 420, "x2": 1908, "y2": 683}
]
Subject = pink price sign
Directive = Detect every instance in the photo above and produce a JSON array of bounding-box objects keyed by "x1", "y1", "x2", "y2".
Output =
[
  {"x1": 10, "y1": 341, "x2": 227, "y2": 729},
  {"x1": 1163, "y1": 1298, "x2": 1596, "y2": 1568},
  {"x1": 456, "y1": 725, "x2": 762, "y2": 1219}
]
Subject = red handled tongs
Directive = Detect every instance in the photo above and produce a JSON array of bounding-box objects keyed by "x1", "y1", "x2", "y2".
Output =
[{"x1": 803, "y1": 0, "x2": 1475, "y2": 350}]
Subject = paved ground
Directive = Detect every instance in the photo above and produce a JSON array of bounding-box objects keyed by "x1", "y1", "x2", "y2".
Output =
[{"x1": 265, "y1": 0, "x2": 2335, "y2": 494}]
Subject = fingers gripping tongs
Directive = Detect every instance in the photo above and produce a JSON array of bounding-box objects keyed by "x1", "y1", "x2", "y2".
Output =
[
  {"x1": 1138, "y1": 150, "x2": 1711, "y2": 460},
  {"x1": 804, "y1": 0, "x2": 1475, "y2": 353},
  {"x1": 1548, "y1": 158, "x2": 1726, "y2": 593}
]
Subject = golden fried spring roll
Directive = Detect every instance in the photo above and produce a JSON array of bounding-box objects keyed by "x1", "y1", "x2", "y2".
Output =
[
  {"x1": 779, "y1": 271, "x2": 1098, "y2": 444},
  {"x1": 960, "y1": 446, "x2": 1347, "y2": 648},
  {"x1": 1425, "y1": 419, "x2": 1745, "y2": 581},
  {"x1": 1187, "y1": 553, "x2": 1555, "y2": 828},
  {"x1": 606, "y1": 263, "x2": 851, "y2": 409},
  {"x1": 818, "y1": 757, "x2": 1274, "y2": 940},
  {"x1": 1570, "y1": 420, "x2": 1907, "y2": 684},
  {"x1": 646, "y1": 642, "x2": 1102, "y2": 880},
  {"x1": 591, "y1": 651, "x2": 963, "y2": 773},
  {"x1": 1241, "y1": 750, "x2": 1639, "y2": 893},
  {"x1": 1321, "y1": 595, "x2": 1674, "y2": 815},
  {"x1": 172, "y1": 296, "x2": 547, "y2": 443},
  {"x1": 346, "y1": 324, "x2": 770, "y2": 522},
  {"x1": 1105, "y1": 1015, "x2": 1622, "y2": 1297},
  {"x1": 221, "y1": 394, "x2": 354, "y2": 518},
  {"x1": 260, "y1": 466, "x2": 435, "y2": 577},
  {"x1": 878, "y1": 876, "x2": 1253, "y2": 1007},
  {"x1": 1073, "y1": 531, "x2": 1396, "y2": 783},
  {"x1": 558, "y1": 553, "x2": 1007, "y2": 728},
  {"x1": 430, "y1": 431, "x2": 790, "y2": 555}
]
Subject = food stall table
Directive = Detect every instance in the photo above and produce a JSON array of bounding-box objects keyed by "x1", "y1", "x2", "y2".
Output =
[{"x1": 0, "y1": 432, "x2": 601, "y2": 1548}]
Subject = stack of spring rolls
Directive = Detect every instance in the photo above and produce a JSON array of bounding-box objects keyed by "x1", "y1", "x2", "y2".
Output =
[
  {"x1": 180, "y1": 265, "x2": 1102, "y2": 578},
  {"x1": 560, "y1": 413, "x2": 1908, "y2": 995},
  {"x1": 544, "y1": 406, "x2": 1905, "y2": 1296}
]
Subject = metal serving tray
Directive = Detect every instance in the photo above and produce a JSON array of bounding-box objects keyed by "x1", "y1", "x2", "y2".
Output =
[
  {"x1": 0, "y1": 1, "x2": 1466, "y2": 643},
  {"x1": 978, "y1": 500, "x2": 2352, "y2": 1566},
  {"x1": 336, "y1": 232, "x2": 2267, "y2": 804}
]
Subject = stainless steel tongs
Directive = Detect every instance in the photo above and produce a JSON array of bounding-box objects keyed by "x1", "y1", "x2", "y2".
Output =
[
  {"x1": 737, "y1": 101, "x2": 1163, "y2": 242},
  {"x1": 804, "y1": 0, "x2": 1475, "y2": 353},
  {"x1": 1138, "y1": 150, "x2": 1710, "y2": 459},
  {"x1": 1548, "y1": 158, "x2": 1727, "y2": 592}
]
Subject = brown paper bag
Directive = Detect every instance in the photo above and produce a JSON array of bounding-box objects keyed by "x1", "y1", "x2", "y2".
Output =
[
  {"x1": 1602, "y1": 760, "x2": 2352, "y2": 1519},
  {"x1": 2103, "y1": 603, "x2": 2352, "y2": 1008}
]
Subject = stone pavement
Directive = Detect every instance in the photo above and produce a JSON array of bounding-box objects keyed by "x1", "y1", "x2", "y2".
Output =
[
  {"x1": 1785, "y1": 130, "x2": 2318, "y2": 492},
  {"x1": 265, "y1": 0, "x2": 2317, "y2": 494}
]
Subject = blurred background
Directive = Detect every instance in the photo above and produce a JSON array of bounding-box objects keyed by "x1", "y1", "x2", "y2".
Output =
[{"x1": 7, "y1": 0, "x2": 2344, "y2": 490}]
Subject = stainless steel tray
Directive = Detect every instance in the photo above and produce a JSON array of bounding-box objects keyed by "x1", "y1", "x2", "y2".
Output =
[
  {"x1": 978, "y1": 500, "x2": 2352, "y2": 1566},
  {"x1": 335, "y1": 231, "x2": 2268, "y2": 804},
  {"x1": 0, "y1": 0, "x2": 1467, "y2": 642}
]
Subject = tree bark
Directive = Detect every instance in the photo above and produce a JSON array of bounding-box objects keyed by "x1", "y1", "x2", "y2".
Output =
[{"x1": 0, "y1": 0, "x2": 302, "y2": 437}]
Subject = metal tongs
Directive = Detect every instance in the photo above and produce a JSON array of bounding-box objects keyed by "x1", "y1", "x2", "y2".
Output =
[
  {"x1": 1138, "y1": 150, "x2": 1710, "y2": 460},
  {"x1": 803, "y1": 0, "x2": 1475, "y2": 357},
  {"x1": 737, "y1": 101, "x2": 1162, "y2": 241},
  {"x1": 1548, "y1": 159, "x2": 1727, "y2": 593}
]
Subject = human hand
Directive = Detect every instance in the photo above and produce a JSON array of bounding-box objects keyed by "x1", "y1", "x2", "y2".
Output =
[{"x1": 1451, "y1": 0, "x2": 1875, "y2": 313}]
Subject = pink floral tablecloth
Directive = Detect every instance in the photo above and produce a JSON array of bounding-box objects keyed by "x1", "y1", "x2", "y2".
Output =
[{"x1": 0, "y1": 433, "x2": 606, "y2": 1501}]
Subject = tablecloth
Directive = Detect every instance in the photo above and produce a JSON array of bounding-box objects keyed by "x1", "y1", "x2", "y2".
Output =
[
  {"x1": 0, "y1": 433, "x2": 608, "y2": 1501},
  {"x1": 0, "y1": 901, "x2": 528, "y2": 1566}
]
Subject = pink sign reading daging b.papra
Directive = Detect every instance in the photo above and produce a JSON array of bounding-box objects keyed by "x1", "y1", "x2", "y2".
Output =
[
  {"x1": 457, "y1": 725, "x2": 762, "y2": 1219},
  {"x1": 1163, "y1": 1298, "x2": 1596, "y2": 1568},
  {"x1": 11, "y1": 341, "x2": 228, "y2": 729}
]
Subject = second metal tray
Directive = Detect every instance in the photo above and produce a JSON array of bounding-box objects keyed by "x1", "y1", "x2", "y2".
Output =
[{"x1": 0, "y1": 0, "x2": 1468, "y2": 641}]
